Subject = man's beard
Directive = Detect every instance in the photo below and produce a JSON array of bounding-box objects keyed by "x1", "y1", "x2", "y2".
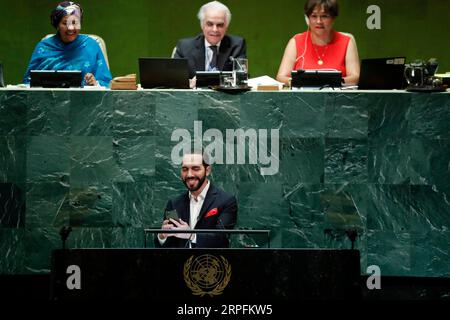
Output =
[{"x1": 183, "y1": 175, "x2": 207, "y2": 192}]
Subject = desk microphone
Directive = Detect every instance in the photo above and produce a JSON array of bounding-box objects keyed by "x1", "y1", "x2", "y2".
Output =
[
  {"x1": 217, "y1": 217, "x2": 231, "y2": 243},
  {"x1": 59, "y1": 226, "x2": 72, "y2": 249},
  {"x1": 218, "y1": 217, "x2": 226, "y2": 230}
]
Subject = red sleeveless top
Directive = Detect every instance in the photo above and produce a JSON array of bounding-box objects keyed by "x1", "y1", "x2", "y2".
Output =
[{"x1": 294, "y1": 31, "x2": 350, "y2": 77}]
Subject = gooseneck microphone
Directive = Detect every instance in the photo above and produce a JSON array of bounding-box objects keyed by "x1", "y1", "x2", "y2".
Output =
[
  {"x1": 218, "y1": 217, "x2": 226, "y2": 230},
  {"x1": 217, "y1": 217, "x2": 231, "y2": 243},
  {"x1": 59, "y1": 226, "x2": 72, "y2": 249}
]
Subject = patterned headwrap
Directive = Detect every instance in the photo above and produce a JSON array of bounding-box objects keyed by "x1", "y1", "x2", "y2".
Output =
[{"x1": 50, "y1": 1, "x2": 83, "y2": 29}]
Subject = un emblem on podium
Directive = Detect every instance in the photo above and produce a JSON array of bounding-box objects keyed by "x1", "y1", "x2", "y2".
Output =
[{"x1": 183, "y1": 254, "x2": 232, "y2": 297}]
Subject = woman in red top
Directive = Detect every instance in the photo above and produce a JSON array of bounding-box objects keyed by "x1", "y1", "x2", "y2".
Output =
[{"x1": 276, "y1": 0, "x2": 360, "y2": 86}]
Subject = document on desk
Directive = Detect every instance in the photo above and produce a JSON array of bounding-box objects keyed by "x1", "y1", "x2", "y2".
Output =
[{"x1": 247, "y1": 75, "x2": 283, "y2": 90}]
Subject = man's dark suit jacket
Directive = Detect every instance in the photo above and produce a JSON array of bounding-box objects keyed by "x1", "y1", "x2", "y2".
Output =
[
  {"x1": 155, "y1": 184, "x2": 238, "y2": 248},
  {"x1": 174, "y1": 33, "x2": 247, "y2": 78}
]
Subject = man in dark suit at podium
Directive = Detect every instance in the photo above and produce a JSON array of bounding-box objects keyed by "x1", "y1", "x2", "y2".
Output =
[
  {"x1": 156, "y1": 152, "x2": 238, "y2": 248},
  {"x1": 173, "y1": 1, "x2": 247, "y2": 79}
]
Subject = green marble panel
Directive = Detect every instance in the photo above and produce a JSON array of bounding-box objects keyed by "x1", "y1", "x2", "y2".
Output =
[
  {"x1": 110, "y1": 228, "x2": 146, "y2": 248},
  {"x1": 237, "y1": 182, "x2": 287, "y2": 248},
  {"x1": 0, "y1": 136, "x2": 26, "y2": 183},
  {"x1": 279, "y1": 92, "x2": 325, "y2": 138},
  {"x1": 280, "y1": 225, "x2": 326, "y2": 249},
  {"x1": 113, "y1": 136, "x2": 156, "y2": 182},
  {"x1": 197, "y1": 92, "x2": 251, "y2": 182},
  {"x1": 410, "y1": 93, "x2": 450, "y2": 139},
  {"x1": 0, "y1": 183, "x2": 25, "y2": 228},
  {"x1": 155, "y1": 91, "x2": 199, "y2": 146},
  {"x1": 207, "y1": 164, "x2": 241, "y2": 189},
  {"x1": 154, "y1": 143, "x2": 185, "y2": 188},
  {"x1": 410, "y1": 186, "x2": 450, "y2": 233},
  {"x1": 366, "y1": 184, "x2": 411, "y2": 232},
  {"x1": 325, "y1": 138, "x2": 368, "y2": 184},
  {"x1": 368, "y1": 138, "x2": 411, "y2": 184},
  {"x1": 0, "y1": 229, "x2": 26, "y2": 273},
  {"x1": 198, "y1": 91, "x2": 240, "y2": 131},
  {"x1": 23, "y1": 227, "x2": 59, "y2": 273},
  {"x1": 26, "y1": 135, "x2": 70, "y2": 183},
  {"x1": 409, "y1": 138, "x2": 450, "y2": 188},
  {"x1": 410, "y1": 231, "x2": 450, "y2": 277},
  {"x1": 63, "y1": 227, "x2": 112, "y2": 248},
  {"x1": 70, "y1": 136, "x2": 122, "y2": 184},
  {"x1": 66, "y1": 227, "x2": 145, "y2": 249},
  {"x1": 321, "y1": 184, "x2": 366, "y2": 233},
  {"x1": 282, "y1": 183, "x2": 325, "y2": 226},
  {"x1": 239, "y1": 92, "x2": 283, "y2": 130},
  {"x1": 27, "y1": 91, "x2": 70, "y2": 136},
  {"x1": 281, "y1": 183, "x2": 326, "y2": 248},
  {"x1": 368, "y1": 93, "x2": 410, "y2": 140},
  {"x1": 234, "y1": 182, "x2": 289, "y2": 248},
  {"x1": 325, "y1": 92, "x2": 369, "y2": 139},
  {"x1": 70, "y1": 91, "x2": 113, "y2": 136},
  {"x1": 112, "y1": 91, "x2": 155, "y2": 136},
  {"x1": 69, "y1": 183, "x2": 113, "y2": 227},
  {"x1": 112, "y1": 181, "x2": 156, "y2": 228},
  {"x1": 366, "y1": 231, "x2": 411, "y2": 276},
  {"x1": 0, "y1": 91, "x2": 27, "y2": 136},
  {"x1": 26, "y1": 183, "x2": 69, "y2": 228},
  {"x1": 280, "y1": 138, "x2": 324, "y2": 184}
]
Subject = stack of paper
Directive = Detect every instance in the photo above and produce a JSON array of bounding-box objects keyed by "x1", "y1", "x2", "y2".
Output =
[
  {"x1": 110, "y1": 74, "x2": 137, "y2": 90},
  {"x1": 247, "y1": 75, "x2": 284, "y2": 91}
]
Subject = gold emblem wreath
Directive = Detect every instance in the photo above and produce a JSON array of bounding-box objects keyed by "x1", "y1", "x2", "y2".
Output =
[{"x1": 183, "y1": 255, "x2": 232, "y2": 297}]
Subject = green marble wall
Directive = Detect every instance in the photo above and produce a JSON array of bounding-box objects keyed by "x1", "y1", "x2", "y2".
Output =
[{"x1": 1, "y1": 89, "x2": 449, "y2": 278}]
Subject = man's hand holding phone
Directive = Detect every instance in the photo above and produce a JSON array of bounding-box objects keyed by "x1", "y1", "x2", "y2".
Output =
[
  {"x1": 165, "y1": 210, "x2": 180, "y2": 226},
  {"x1": 158, "y1": 210, "x2": 179, "y2": 240},
  {"x1": 159, "y1": 210, "x2": 192, "y2": 240},
  {"x1": 168, "y1": 218, "x2": 192, "y2": 240}
]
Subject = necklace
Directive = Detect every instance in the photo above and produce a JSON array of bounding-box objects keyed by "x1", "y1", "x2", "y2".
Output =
[{"x1": 313, "y1": 44, "x2": 328, "y2": 65}]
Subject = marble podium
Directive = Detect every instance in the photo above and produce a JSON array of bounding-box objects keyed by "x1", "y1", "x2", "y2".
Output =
[{"x1": 1, "y1": 89, "x2": 449, "y2": 278}]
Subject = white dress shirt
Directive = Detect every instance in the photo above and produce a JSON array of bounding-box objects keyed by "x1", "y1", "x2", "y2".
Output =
[{"x1": 188, "y1": 181, "x2": 210, "y2": 244}]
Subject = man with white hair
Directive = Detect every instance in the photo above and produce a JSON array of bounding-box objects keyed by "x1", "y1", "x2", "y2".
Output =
[{"x1": 174, "y1": 1, "x2": 247, "y2": 79}]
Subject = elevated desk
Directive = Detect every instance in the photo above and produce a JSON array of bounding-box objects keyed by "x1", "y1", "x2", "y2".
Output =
[{"x1": 1, "y1": 89, "x2": 449, "y2": 279}]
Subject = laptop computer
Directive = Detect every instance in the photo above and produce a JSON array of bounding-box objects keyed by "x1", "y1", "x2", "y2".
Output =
[
  {"x1": 30, "y1": 70, "x2": 82, "y2": 88},
  {"x1": 358, "y1": 57, "x2": 407, "y2": 90},
  {"x1": 139, "y1": 57, "x2": 189, "y2": 89}
]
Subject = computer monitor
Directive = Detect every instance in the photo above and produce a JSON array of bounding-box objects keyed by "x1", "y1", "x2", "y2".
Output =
[
  {"x1": 195, "y1": 71, "x2": 233, "y2": 88},
  {"x1": 291, "y1": 69, "x2": 342, "y2": 88},
  {"x1": 30, "y1": 70, "x2": 82, "y2": 88},
  {"x1": 139, "y1": 58, "x2": 189, "y2": 89},
  {"x1": 358, "y1": 57, "x2": 407, "y2": 90}
]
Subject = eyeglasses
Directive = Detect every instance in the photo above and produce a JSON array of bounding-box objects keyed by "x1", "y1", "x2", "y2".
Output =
[{"x1": 309, "y1": 14, "x2": 332, "y2": 21}]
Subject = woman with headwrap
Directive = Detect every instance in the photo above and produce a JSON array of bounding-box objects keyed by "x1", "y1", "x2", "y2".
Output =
[{"x1": 23, "y1": 1, "x2": 112, "y2": 87}]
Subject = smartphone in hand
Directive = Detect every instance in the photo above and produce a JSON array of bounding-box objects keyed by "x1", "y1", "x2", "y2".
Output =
[{"x1": 164, "y1": 209, "x2": 179, "y2": 225}]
